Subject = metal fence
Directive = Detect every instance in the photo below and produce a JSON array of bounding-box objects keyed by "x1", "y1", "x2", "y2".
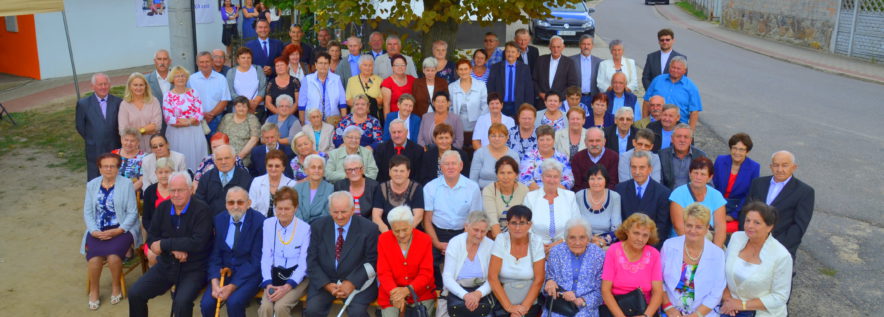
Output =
[
  {"x1": 685, "y1": 0, "x2": 723, "y2": 20},
  {"x1": 833, "y1": 0, "x2": 884, "y2": 62}
]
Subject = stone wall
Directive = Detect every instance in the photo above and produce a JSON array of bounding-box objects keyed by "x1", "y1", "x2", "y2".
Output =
[{"x1": 721, "y1": 0, "x2": 840, "y2": 50}]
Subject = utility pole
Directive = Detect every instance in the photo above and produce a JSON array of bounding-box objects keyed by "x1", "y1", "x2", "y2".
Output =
[{"x1": 168, "y1": 0, "x2": 198, "y2": 72}]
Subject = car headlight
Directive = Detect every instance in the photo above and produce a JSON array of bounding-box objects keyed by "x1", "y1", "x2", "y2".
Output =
[
  {"x1": 536, "y1": 20, "x2": 551, "y2": 27},
  {"x1": 582, "y1": 19, "x2": 594, "y2": 28}
]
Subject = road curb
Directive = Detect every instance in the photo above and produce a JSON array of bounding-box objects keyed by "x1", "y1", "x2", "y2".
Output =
[{"x1": 655, "y1": 4, "x2": 884, "y2": 85}]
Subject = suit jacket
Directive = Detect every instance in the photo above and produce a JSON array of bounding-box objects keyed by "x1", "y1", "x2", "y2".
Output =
[
  {"x1": 245, "y1": 38, "x2": 285, "y2": 68},
  {"x1": 642, "y1": 50, "x2": 686, "y2": 89},
  {"x1": 148, "y1": 198, "x2": 214, "y2": 273},
  {"x1": 646, "y1": 120, "x2": 664, "y2": 152},
  {"x1": 712, "y1": 155, "x2": 760, "y2": 219},
  {"x1": 144, "y1": 70, "x2": 165, "y2": 106},
  {"x1": 615, "y1": 178, "x2": 671, "y2": 248},
  {"x1": 486, "y1": 60, "x2": 535, "y2": 108},
  {"x1": 569, "y1": 54, "x2": 604, "y2": 95},
  {"x1": 533, "y1": 54, "x2": 579, "y2": 97},
  {"x1": 208, "y1": 209, "x2": 265, "y2": 288},
  {"x1": 335, "y1": 55, "x2": 360, "y2": 79},
  {"x1": 376, "y1": 229, "x2": 436, "y2": 307},
  {"x1": 301, "y1": 122, "x2": 335, "y2": 153},
  {"x1": 294, "y1": 180, "x2": 334, "y2": 224},
  {"x1": 75, "y1": 93, "x2": 122, "y2": 179},
  {"x1": 372, "y1": 140, "x2": 424, "y2": 183},
  {"x1": 195, "y1": 167, "x2": 254, "y2": 215},
  {"x1": 603, "y1": 125, "x2": 636, "y2": 153},
  {"x1": 412, "y1": 76, "x2": 449, "y2": 116},
  {"x1": 306, "y1": 215, "x2": 380, "y2": 304},
  {"x1": 417, "y1": 145, "x2": 470, "y2": 185},
  {"x1": 382, "y1": 112, "x2": 421, "y2": 142},
  {"x1": 294, "y1": 41, "x2": 315, "y2": 64},
  {"x1": 659, "y1": 146, "x2": 707, "y2": 189},
  {"x1": 745, "y1": 176, "x2": 815, "y2": 258},
  {"x1": 522, "y1": 45, "x2": 540, "y2": 70},
  {"x1": 249, "y1": 144, "x2": 295, "y2": 177}
]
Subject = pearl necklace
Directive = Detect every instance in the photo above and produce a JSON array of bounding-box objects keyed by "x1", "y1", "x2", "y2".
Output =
[{"x1": 685, "y1": 246, "x2": 703, "y2": 262}]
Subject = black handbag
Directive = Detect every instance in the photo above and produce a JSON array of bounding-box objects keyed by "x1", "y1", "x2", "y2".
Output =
[
  {"x1": 544, "y1": 286, "x2": 579, "y2": 317},
  {"x1": 613, "y1": 288, "x2": 647, "y2": 316},
  {"x1": 403, "y1": 286, "x2": 429, "y2": 317},
  {"x1": 447, "y1": 286, "x2": 495, "y2": 317},
  {"x1": 270, "y1": 265, "x2": 296, "y2": 286}
]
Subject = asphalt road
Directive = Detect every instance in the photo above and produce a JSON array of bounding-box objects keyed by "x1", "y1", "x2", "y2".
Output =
[{"x1": 585, "y1": 0, "x2": 884, "y2": 315}]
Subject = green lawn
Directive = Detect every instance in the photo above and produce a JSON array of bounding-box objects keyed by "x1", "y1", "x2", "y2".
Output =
[{"x1": 676, "y1": 1, "x2": 708, "y2": 20}]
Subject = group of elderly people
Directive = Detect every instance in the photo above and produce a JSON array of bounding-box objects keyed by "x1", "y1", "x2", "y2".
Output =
[{"x1": 79, "y1": 26, "x2": 811, "y2": 317}]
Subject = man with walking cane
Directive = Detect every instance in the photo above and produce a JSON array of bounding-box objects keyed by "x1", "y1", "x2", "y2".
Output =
[
  {"x1": 129, "y1": 172, "x2": 214, "y2": 317},
  {"x1": 199, "y1": 187, "x2": 266, "y2": 317}
]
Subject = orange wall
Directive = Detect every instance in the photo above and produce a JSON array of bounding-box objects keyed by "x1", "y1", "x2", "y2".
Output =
[{"x1": 0, "y1": 15, "x2": 40, "y2": 79}]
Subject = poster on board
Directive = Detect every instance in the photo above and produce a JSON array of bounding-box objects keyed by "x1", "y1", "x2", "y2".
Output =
[{"x1": 135, "y1": 0, "x2": 217, "y2": 27}]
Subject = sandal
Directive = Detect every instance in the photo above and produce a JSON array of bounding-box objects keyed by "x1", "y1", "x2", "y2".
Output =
[
  {"x1": 110, "y1": 293, "x2": 123, "y2": 305},
  {"x1": 88, "y1": 299, "x2": 100, "y2": 310}
]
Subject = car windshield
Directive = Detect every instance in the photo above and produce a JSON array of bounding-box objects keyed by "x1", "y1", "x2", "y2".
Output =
[{"x1": 550, "y1": 3, "x2": 587, "y2": 12}]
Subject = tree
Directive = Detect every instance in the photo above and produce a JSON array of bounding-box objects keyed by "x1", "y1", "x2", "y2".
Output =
[{"x1": 263, "y1": 0, "x2": 584, "y2": 58}]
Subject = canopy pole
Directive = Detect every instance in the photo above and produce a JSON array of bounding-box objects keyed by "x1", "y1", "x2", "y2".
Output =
[{"x1": 62, "y1": 9, "x2": 80, "y2": 100}]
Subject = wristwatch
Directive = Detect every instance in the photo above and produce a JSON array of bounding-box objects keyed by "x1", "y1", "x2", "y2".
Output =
[{"x1": 139, "y1": 127, "x2": 146, "y2": 134}]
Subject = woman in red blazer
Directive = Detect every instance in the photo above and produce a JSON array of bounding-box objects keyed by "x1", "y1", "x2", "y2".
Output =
[
  {"x1": 412, "y1": 57, "x2": 451, "y2": 116},
  {"x1": 377, "y1": 206, "x2": 437, "y2": 316}
]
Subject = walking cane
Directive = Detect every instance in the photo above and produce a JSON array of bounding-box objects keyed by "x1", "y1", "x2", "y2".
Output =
[{"x1": 215, "y1": 268, "x2": 232, "y2": 317}]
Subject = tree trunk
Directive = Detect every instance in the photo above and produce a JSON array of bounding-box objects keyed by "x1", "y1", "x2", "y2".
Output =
[{"x1": 420, "y1": 0, "x2": 460, "y2": 62}]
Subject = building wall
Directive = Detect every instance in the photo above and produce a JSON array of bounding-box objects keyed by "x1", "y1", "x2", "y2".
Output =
[
  {"x1": 0, "y1": 15, "x2": 41, "y2": 79},
  {"x1": 34, "y1": 0, "x2": 224, "y2": 79},
  {"x1": 721, "y1": 0, "x2": 840, "y2": 50}
]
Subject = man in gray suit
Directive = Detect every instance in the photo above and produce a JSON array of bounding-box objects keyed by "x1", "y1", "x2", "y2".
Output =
[
  {"x1": 336, "y1": 36, "x2": 363, "y2": 79},
  {"x1": 76, "y1": 73, "x2": 122, "y2": 180},
  {"x1": 533, "y1": 36, "x2": 579, "y2": 107},
  {"x1": 305, "y1": 191, "x2": 379, "y2": 317},
  {"x1": 658, "y1": 123, "x2": 706, "y2": 189},
  {"x1": 641, "y1": 29, "x2": 686, "y2": 90},
  {"x1": 144, "y1": 49, "x2": 171, "y2": 103},
  {"x1": 570, "y1": 34, "x2": 604, "y2": 105}
]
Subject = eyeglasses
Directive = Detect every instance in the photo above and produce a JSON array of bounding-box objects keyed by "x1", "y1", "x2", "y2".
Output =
[
  {"x1": 659, "y1": 38, "x2": 672, "y2": 42},
  {"x1": 616, "y1": 117, "x2": 633, "y2": 121},
  {"x1": 345, "y1": 167, "x2": 363, "y2": 174},
  {"x1": 226, "y1": 200, "x2": 248, "y2": 206},
  {"x1": 151, "y1": 143, "x2": 167, "y2": 149}
]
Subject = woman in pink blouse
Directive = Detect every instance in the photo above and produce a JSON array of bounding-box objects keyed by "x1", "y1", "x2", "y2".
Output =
[
  {"x1": 163, "y1": 66, "x2": 209, "y2": 171},
  {"x1": 118, "y1": 72, "x2": 162, "y2": 153},
  {"x1": 600, "y1": 213, "x2": 664, "y2": 317}
]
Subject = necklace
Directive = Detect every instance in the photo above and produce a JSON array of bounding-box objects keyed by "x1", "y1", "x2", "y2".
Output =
[
  {"x1": 276, "y1": 221, "x2": 296, "y2": 245},
  {"x1": 583, "y1": 190, "x2": 608, "y2": 214},
  {"x1": 500, "y1": 190, "x2": 514, "y2": 207},
  {"x1": 685, "y1": 245, "x2": 703, "y2": 262}
]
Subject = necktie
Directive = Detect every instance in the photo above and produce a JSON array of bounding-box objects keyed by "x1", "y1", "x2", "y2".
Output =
[
  {"x1": 395, "y1": 146, "x2": 404, "y2": 155},
  {"x1": 636, "y1": 185, "x2": 644, "y2": 199},
  {"x1": 335, "y1": 227, "x2": 344, "y2": 261},
  {"x1": 507, "y1": 65, "x2": 515, "y2": 102},
  {"x1": 232, "y1": 221, "x2": 242, "y2": 249},
  {"x1": 99, "y1": 98, "x2": 107, "y2": 119},
  {"x1": 221, "y1": 172, "x2": 230, "y2": 187},
  {"x1": 262, "y1": 40, "x2": 269, "y2": 57}
]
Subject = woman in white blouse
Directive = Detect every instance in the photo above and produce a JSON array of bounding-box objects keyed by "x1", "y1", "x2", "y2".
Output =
[
  {"x1": 487, "y1": 205, "x2": 545, "y2": 317},
  {"x1": 720, "y1": 201, "x2": 792, "y2": 317},
  {"x1": 596, "y1": 39, "x2": 639, "y2": 93},
  {"x1": 442, "y1": 211, "x2": 495, "y2": 315},
  {"x1": 249, "y1": 149, "x2": 296, "y2": 217},
  {"x1": 523, "y1": 159, "x2": 580, "y2": 253},
  {"x1": 449, "y1": 59, "x2": 488, "y2": 150}
]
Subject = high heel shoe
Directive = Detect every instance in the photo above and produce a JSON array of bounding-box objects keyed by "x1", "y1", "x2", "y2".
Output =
[
  {"x1": 88, "y1": 299, "x2": 100, "y2": 310},
  {"x1": 110, "y1": 293, "x2": 123, "y2": 305}
]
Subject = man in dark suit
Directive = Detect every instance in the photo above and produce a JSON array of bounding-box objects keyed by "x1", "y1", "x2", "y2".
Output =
[
  {"x1": 250, "y1": 124, "x2": 295, "y2": 177},
  {"x1": 604, "y1": 106, "x2": 637, "y2": 154},
  {"x1": 199, "y1": 187, "x2": 265, "y2": 317},
  {"x1": 514, "y1": 28, "x2": 539, "y2": 70},
  {"x1": 129, "y1": 172, "x2": 214, "y2": 317},
  {"x1": 646, "y1": 103, "x2": 680, "y2": 152},
  {"x1": 570, "y1": 34, "x2": 604, "y2": 105},
  {"x1": 659, "y1": 124, "x2": 706, "y2": 189},
  {"x1": 487, "y1": 41, "x2": 535, "y2": 117},
  {"x1": 745, "y1": 151, "x2": 815, "y2": 258},
  {"x1": 533, "y1": 36, "x2": 579, "y2": 107},
  {"x1": 305, "y1": 191, "x2": 380, "y2": 317},
  {"x1": 571, "y1": 128, "x2": 619, "y2": 191},
  {"x1": 615, "y1": 151, "x2": 671, "y2": 248},
  {"x1": 642, "y1": 29, "x2": 687, "y2": 90},
  {"x1": 245, "y1": 20, "x2": 284, "y2": 76},
  {"x1": 76, "y1": 73, "x2": 122, "y2": 180},
  {"x1": 288, "y1": 24, "x2": 315, "y2": 64},
  {"x1": 365, "y1": 31, "x2": 386, "y2": 59},
  {"x1": 195, "y1": 145, "x2": 253, "y2": 215},
  {"x1": 372, "y1": 119, "x2": 423, "y2": 183}
]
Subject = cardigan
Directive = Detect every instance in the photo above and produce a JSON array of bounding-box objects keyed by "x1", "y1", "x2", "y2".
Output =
[
  {"x1": 544, "y1": 242, "x2": 606, "y2": 317},
  {"x1": 411, "y1": 76, "x2": 449, "y2": 116},
  {"x1": 554, "y1": 127, "x2": 587, "y2": 157},
  {"x1": 293, "y1": 180, "x2": 335, "y2": 224},
  {"x1": 226, "y1": 65, "x2": 267, "y2": 100},
  {"x1": 248, "y1": 174, "x2": 297, "y2": 217},
  {"x1": 333, "y1": 178, "x2": 380, "y2": 218},
  {"x1": 523, "y1": 188, "x2": 581, "y2": 245},
  {"x1": 81, "y1": 175, "x2": 142, "y2": 255},
  {"x1": 300, "y1": 122, "x2": 335, "y2": 153},
  {"x1": 376, "y1": 229, "x2": 436, "y2": 308},
  {"x1": 442, "y1": 232, "x2": 495, "y2": 298},
  {"x1": 724, "y1": 232, "x2": 792, "y2": 317},
  {"x1": 661, "y1": 235, "x2": 726, "y2": 316},
  {"x1": 324, "y1": 146, "x2": 380, "y2": 181},
  {"x1": 712, "y1": 155, "x2": 760, "y2": 219}
]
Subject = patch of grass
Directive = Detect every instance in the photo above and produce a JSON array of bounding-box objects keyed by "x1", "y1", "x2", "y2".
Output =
[
  {"x1": 819, "y1": 267, "x2": 837, "y2": 277},
  {"x1": 0, "y1": 85, "x2": 125, "y2": 172},
  {"x1": 676, "y1": 1, "x2": 708, "y2": 20}
]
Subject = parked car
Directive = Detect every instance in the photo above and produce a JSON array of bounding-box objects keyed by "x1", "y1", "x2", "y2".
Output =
[
  {"x1": 530, "y1": 2, "x2": 596, "y2": 44},
  {"x1": 645, "y1": 0, "x2": 670, "y2": 5}
]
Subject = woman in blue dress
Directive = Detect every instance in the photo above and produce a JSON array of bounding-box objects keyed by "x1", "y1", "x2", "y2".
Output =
[{"x1": 241, "y1": 0, "x2": 258, "y2": 40}]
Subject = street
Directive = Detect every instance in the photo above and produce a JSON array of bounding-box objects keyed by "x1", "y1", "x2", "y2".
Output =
[{"x1": 586, "y1": 0, "x2": 883, "y2": 315}]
